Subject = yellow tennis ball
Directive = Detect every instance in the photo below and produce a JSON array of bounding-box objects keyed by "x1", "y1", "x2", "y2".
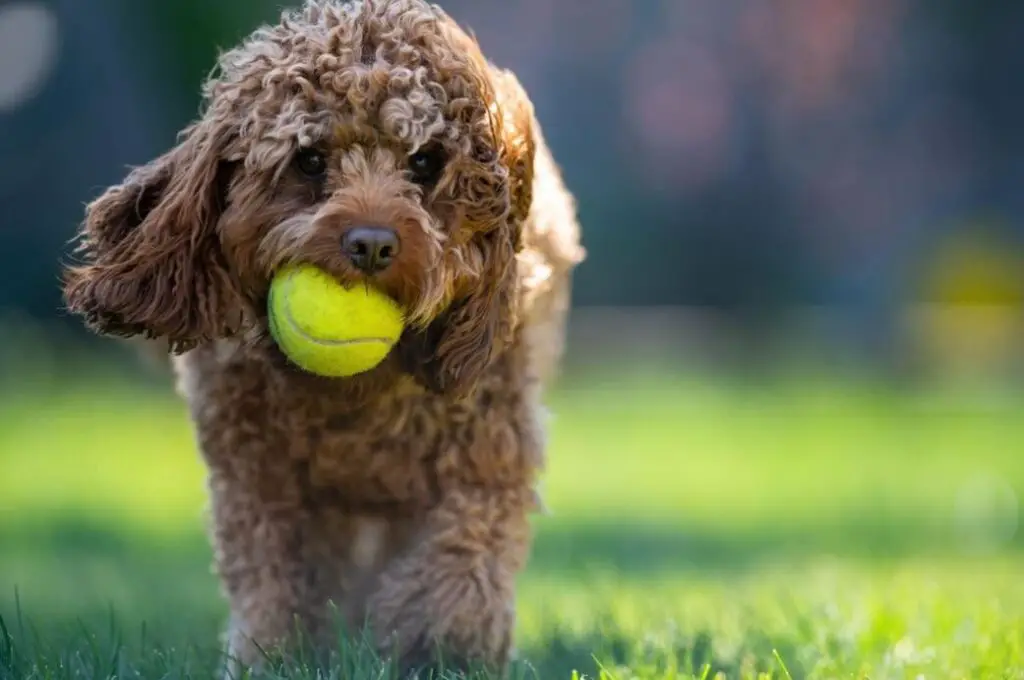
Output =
[{"x1": 267, "y1": 264, "x2": 405, "y2": 377}]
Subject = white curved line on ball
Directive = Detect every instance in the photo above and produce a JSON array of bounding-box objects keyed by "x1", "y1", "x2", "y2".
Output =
[{"x1": 281, "y1": 300, "x2": 395, "y2": 347}]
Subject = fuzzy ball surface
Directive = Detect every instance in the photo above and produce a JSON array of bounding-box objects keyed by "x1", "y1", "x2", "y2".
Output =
[{"x1": 268, "y1": 264, "x2": 405, "y2": 377}]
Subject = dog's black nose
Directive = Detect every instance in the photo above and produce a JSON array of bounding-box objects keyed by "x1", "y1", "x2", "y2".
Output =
[{"x1": 342, "y1": 226, "x2": 400, "y2": 274}]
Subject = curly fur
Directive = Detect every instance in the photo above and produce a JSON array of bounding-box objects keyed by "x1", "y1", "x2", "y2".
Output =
[{"x1": 62, "y1": 0, "x2": 584, "y2": 675}]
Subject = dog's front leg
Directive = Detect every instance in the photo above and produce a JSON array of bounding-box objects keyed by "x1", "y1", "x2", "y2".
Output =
[
  {"x1": 365, "y1": 486, "x2": 533, "y2": 676},
  {"x1": 206, "y1": 466, "x2": 330, "y2": 678}
]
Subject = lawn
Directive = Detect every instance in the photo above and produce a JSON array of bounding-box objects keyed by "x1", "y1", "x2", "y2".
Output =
[{"x1": 1, "y1": 361, "x2": 1023, "y2": 679}]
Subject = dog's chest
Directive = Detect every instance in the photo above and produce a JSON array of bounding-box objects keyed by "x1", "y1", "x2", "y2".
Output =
[
  {"x1": 299, "y1": 381, "x2": 453, "y2": 509},
  {"x1": 179, "y1": 345, "x2": 541, "y2": 512}
]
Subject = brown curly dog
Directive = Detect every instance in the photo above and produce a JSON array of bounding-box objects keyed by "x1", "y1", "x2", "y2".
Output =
[{"x1": 61, "y1": 0, "x2": 584, "y2": 676}]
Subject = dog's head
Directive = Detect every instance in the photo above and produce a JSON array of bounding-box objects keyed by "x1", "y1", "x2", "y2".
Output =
[{"x1": 63, "y1": 0, "x2": 537, "y2": 397}]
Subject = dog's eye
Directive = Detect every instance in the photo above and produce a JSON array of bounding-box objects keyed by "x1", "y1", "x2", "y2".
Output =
[
  {"x1": 408, "y1": 147, "x2": 446, "y2": 186},
  {"x1": 294, "y1": 148, "x2": 327, "y2": 179}
]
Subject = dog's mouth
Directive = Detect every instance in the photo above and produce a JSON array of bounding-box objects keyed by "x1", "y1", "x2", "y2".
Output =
[{"x1": 247, "y1": 292, "x2": 446, "y2": 394}]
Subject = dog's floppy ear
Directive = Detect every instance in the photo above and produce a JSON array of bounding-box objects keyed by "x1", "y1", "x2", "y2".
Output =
[
  {"x1": 63, "y1": 117, "x2": 246, "y2": 353},
  {"x1": 402, "y1": 67, "x2": 534, "y2": 398}
]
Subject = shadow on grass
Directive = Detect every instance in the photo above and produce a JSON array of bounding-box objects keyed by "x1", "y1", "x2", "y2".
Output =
[
  {"x1": 8, "y1": 507, "x2": 1017, "y2": 575},
  {"x1": 528, "y1": 513, "x2": 1021, "y2": 574},
  {"x1": 4, "y1": 511, "x2": 1020, "y2": 604}
]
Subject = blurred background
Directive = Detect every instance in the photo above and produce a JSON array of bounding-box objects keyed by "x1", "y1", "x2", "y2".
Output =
[
  {"x1": 1, "y1": 0, "x2": 1023, "y2": 677},
  {"x1": 3, "y1": 0, "x2": 1024, "y2": 382}
]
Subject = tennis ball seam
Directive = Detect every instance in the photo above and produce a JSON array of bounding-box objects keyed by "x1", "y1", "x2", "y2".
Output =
[
  {"x1": 266, "y1": 264, "x2": 405, "y2": 378},
  {"x1": 277, "y1": 269, "x2": 400, "y2": 346}
]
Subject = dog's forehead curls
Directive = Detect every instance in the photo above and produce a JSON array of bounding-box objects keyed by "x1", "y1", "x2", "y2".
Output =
[{"x1": 209, "y1": 0, "x2": 508, "y2": 183}]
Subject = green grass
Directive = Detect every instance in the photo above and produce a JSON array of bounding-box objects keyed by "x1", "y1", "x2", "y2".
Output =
[{"x1": 2, "y1": 363, "x2": 1024, "y2": 678}]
